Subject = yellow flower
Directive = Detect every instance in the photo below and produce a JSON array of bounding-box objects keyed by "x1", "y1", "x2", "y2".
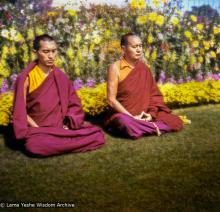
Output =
[
  {"x1": 196, "y1": 23, "x2": 203, "y2": 31},
  {"x1": 203, "y1": 41, "x2": 210, "y2": 50},
  {"x1": 145, "y1": 49, "x2": 150, "y2": 60},
  {"x1": 77, "y1": 50, "x2": 83, "y2": 61},
  {"x1": 192, "y1": 40, "x2": 199, "y2": 48},
  {"x1": 55, "y1": 57, "x2": 63, "y2": 67},
  {"x1": 149, "y1": 12, "x2": 157, "y2": 22},
  {"x1": 200, "y1": 48, "x2": 205, "y2": 55},
  {"x1": 162, "y1": 0, "x2": 168, "y2": 3},
  {"x1": 67, "y1": 47, "x2": 74, "y2": 59},
  {"x1": 179, "y1": 115, "x2": 191, "y2": 125},
  {"x1": 210, "y1": 39, "x2": 215, "y2": 47},
  {"x1": 213, "y1": 26, "x2": 220, "y2": 34},
  {"x1": 104, "y1": 30, "x2": 111, "y2": 38},
  {"x1": 171, "y1": 17, "x2": 179, "y2": 26},
  {"x1": 209, "y1": 51, "x2": 216, "y2": 58},
  {"x1": 136, "y1": 15, "x2": 148, "y2": 25},
  {"x1": 217, "y1": 43, "x2": 220, "y2": 53},
  {"x1": 183, "y1": 41, "x2": 188, "y2": 46},
  {"x1": 130, "y1": 0, "x2": 138, "y2": 9},
  {"x1": 184, "y1": 31, "x2": 193, "y2": 40},
  {"x1": 102, "y1": 40, "x2": 121, "y2": 56},
  {"x1": 31, "y1": 51, "x2": 36, "y2": 61},
  {"x1": 170, "y1": 51, "x2": 176, "y2": 62},
  {"x1": 21, "y1": 44, "x2": 29, "y2": 64},
  {"x1": 2, "y1": 46, "x2": 9, "y2": 59},
  {"x1": 151, "y1": 49, "x2": 157, "y2": 61},
  {"x1": 67, "y1": 9, "x2": 76, "y2": 17},
  {"x1": 177, "y1": 10, "x2": 184, "y2": 17},
  {"x1": 189, "y1": 55, "x2": 196, "y2": 65},
  {"x1": 190, "y1": 15, "x2": 197, "y2": 22},
  {"x1": 9, "y1": 44, "x2": 17, "y2": 55},
  {"x1": 197, "y1": 35, "x2": 203, "y2": 40},
  {"x1": 138, "y1": 0, "x2": 145, "y2": 9},
  {"x1": 96, "y1": 19, "x2": 103, "y2": 26},
  {"x1": 147, "y1": 33, "x2": 154, "y2": 44},
  {"x1": 0, "y1": 62, "x2": 10, "y2": 78},
  {"x1": 155, "y1": 15, "x2": 164, "y2": 26},
  {"x1": 94, "y1": 36, "x2": 102, "y2": 44},
  {"x1": 27, "y1": 29, "x2": 34, "y2": 40},
  {"x1": 35, "y1": 27, "x2": 44, "y2": 36},
  {"x1": 14, "y1": 33, "x2": 24, "y2": 42},
  {"x1": 75, "y1": 67, "x2": 80, "y2": 76},
  {"x1": 75, "y1": 33, "x2": 82, "y2": 43},
  {"x1": 153, "y1": 0, "x2": 159, "y2": 7},
  {"x1": 163, "y1": 54, "x2": 169, "y2": 61},
  {"x1": 198, "y1": 56, "x2": 204, "y2": 63},
  {"x1": 47, "y1": 11, "x2": 58, "y2": 17}
]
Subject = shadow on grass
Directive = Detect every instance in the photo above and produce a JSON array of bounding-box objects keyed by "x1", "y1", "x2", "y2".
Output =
[
  {"x1": 0, "y1": 124, "x2": 46, "y2": 158},
  {"x1": 0, "y1": 124, "x2": 24, "y2": 151}
]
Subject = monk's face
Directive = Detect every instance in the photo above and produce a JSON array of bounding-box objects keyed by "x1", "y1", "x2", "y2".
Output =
[
  {"x1": 122, "y1": 36, "x2": 143, "y2": 62},
  {"x1": 35, "y1": 40, "x2": 58, "y2": 67}
]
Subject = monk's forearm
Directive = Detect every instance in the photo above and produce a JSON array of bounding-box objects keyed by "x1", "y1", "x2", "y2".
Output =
[
  {"x1": 109, "y1": 99, "x2": 132, "y2": 117},
  {"x1": 27, "y1": 115, "x2": 39, "y2": 127}
]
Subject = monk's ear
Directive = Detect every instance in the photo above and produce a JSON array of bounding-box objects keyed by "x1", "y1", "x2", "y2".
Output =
[{"x1": 121, "y1": 45, "x2": 126, "y2": 54}]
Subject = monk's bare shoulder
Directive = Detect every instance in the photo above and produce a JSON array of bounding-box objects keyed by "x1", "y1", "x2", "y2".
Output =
[{"x1": 108, "y1": 60, "x2": 120, "y2": 78}]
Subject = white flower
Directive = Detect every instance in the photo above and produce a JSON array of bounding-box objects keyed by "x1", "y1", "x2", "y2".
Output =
[
  {"x1": 92, "y1": 30, "x2": 99, "y2": 37},
  {"x1": 1, "y1": 29, "x2": 9, "y2": 39},
  {"x1": 84, "y1": 34, "x2": 90, "y2": 40},
  {"x1": 158, "y1": 33, "x2": 164, "y2": 40}
]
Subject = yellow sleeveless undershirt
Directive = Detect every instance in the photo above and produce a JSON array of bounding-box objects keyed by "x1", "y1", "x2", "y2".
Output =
[
  {"x1": 115, "y1": 58, "x2": 134, "y2": 82},
  {"x1": 28, "y1": 65, "x2": 47, "y2": 93}
]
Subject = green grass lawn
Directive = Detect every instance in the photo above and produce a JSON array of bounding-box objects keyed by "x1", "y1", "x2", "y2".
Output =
[{"x1": 0, "y1": 104, "x2": 220, "y2": 211}]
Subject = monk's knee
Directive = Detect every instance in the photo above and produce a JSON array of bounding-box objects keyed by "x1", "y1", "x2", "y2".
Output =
[
  {"x1": 113, "y1": 114, "x2": 143, "y2": 139},
  {"x1": 25, "y1": 139, "x2": 48, "y2": 156},
  {"x1": 113, "y1": 113, "x2": 129, "y2": 126}
]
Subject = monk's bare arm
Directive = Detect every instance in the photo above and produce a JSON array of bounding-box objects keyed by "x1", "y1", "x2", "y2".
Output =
[
  {"x1": 107, "y1": 64, "x2": 133, "y2": 117},
  {"x1": 24, "y1": 77, "x2": 39, "y2": 127}
]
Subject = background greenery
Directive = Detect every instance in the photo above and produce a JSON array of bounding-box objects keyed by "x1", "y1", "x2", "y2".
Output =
[{"x1": 1, "y1": 0, "x2": 220, "y2": 84}]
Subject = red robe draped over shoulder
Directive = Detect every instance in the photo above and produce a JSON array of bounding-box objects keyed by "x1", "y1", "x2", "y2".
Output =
[
  {"x1": 12, "y1": 62, "x2": 105, "y2": 156},
  {"x1": 109, "y1": 60, "x2": 183, "y2": 131}
]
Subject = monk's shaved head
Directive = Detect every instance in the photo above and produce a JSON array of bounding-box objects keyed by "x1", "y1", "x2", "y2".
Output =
[
  {"x1": 33, "y1": 34, "x2": 56, "y2": 51},
  {"x1": 120, "y1": 32, "x2": 140, "y2": 47}
]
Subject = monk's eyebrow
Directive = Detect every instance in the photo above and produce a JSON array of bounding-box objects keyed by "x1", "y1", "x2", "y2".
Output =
[{"x1": 42, "y1": 48, "x2": 57, "y2": 51}]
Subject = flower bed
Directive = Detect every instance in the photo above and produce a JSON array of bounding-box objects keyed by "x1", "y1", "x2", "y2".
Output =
[{"x1": 1, "y1": 79, "x2": 220, "y2": 126}]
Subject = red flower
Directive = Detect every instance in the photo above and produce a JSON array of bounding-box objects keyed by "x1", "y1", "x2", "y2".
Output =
[{"x1": 5, "y1": 11, "x2": 13, "y2": 21}]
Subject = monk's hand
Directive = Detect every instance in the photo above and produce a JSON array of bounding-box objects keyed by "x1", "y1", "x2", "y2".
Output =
[
  {"x1": 63, "y1": 125, "x2": 69, "y2": 130},
  {"x1": 137, "y1": 111, "x2": 152, "y2": 122},
  {"x1": 133, "y1": 113, "x2": 143, "y2": 120}
]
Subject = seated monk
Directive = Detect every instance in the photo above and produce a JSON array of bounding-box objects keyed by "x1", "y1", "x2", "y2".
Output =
[
  {"x1": 105, "y1": 33, "x2": 183, "y2": 139},
  {"x1": 12, "y1": 34, "x2": 105, "y2": 156}
]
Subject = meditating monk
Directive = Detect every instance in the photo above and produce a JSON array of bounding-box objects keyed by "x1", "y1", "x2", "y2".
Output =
[
  {"x1": 106, "y1": 33, "x2": 183, "y2": 139},
  {"x1": 13, "y1": 34, "x2": 105, "y2": 156}
]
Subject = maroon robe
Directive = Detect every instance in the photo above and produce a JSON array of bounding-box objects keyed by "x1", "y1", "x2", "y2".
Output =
[
  {"x1": 13, "y1": 62, "x2": 105, "y2": 156},
  {"x1": 106, "y1": 60, "x2": 183, "y2": 139}
]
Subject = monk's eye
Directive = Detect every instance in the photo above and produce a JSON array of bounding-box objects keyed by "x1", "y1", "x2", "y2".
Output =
[{"x1": 43, "y1": 50, "x2": 49, "y2": 53}]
